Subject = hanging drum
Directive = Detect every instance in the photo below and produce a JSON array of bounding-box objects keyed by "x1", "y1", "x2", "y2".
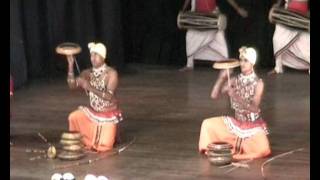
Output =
[
  {"x1": 177, "y1": 11, "x2": 227, "y2": 31},
  {"x1": 269, "y1": 7, "x2": 309, "y2": 32}
]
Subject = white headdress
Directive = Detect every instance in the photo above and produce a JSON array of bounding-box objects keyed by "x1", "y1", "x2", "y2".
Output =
[
  {"x1": 239, "y1": 46, "x2": 257, "y2": 65},
  {"x1": 88, "y1": 42, "x2": 107, "y2": 59}
]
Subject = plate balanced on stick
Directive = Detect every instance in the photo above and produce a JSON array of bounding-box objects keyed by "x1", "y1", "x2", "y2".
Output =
[
  {"x1": 56, "y1": 42, "x2": 88, "y2": 95},
  {"x1": 213, "y1": 59, "x2": 240, "y2": 104},
  {"x1": 213, "y1": 59, "x2": 240, "y2": 88}
]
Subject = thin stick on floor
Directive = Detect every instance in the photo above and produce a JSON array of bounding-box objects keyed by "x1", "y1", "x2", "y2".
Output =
[
  {"x1": 261, "y1": 148, "x2": 304, "y2": 178},
  {"x1": 53, "y1": 151, "x2": 117, "y2": 170},
  {"x1": 223, "y1": 159, "x2": 253, "y2": 174},
  {"x1": 220, "y1": 159, "x2": 253, "y2": 169},
  {"x1": 53, "y1": 137, "x2": 136, "y2": 170},
  {"x1": 37, "y1": 132, "x2": 48, "y2": 143},
  {"x1": 37, "y1": 132, "x2": 52, "y2": 147}
]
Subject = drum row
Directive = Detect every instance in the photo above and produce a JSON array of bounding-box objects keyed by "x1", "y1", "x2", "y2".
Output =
[{"x1": 177, "y1": 7, "x2": 309, "y2": 32}]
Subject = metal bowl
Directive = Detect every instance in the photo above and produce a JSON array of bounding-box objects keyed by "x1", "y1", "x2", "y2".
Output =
[
  {"x1": 207, "y1": 142, "x2": 232, "y2": 152},
  {"x1": 208, "y1": 148, "x2": 231, "y2": 154},
  {"x1": 61, "y1": 131, "x2": 82, "y2": 140},
  {"x1": 58, "y1": 151, "x2": 86, "y2": 161},
  {"x1": 207, "y1": 150, "x2": 231, "y2": 157},
  {"x1": 208, "y1": 156, "x2": 232, "y2": 166},
  {"x1": 207, "y1": 150, "x2": 232, "y2": 166}
]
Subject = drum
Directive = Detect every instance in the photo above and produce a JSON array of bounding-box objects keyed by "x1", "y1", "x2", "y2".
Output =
[
  {"x1": 177, "y1": 11, "x2": 227, "y2": 30},
  {"x1": 269, "y1": 7, "x2": 309, "y2": 32}
]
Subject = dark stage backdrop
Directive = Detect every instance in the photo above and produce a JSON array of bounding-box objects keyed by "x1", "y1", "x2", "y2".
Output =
[
  {"x1": 121, "y1": 0, "x2": 276, "y2": 67},
  {"x1": 10, "y1": 0, "x2": 125, "y2": 88},
  {"x1": 10, "y1": 0, "x2": 275, "y2": 88}
]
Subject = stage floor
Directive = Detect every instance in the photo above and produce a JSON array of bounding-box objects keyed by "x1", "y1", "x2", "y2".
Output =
[{"x1": 10, "y1": 65, "x2": 310, "y2": 180}]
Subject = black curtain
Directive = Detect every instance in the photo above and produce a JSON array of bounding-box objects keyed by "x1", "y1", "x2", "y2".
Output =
[
  {"x1": 10, "y1": 0, "x2": 124, "y2": 88},
  {"x1": 10, "y1": 0, "x2": 276, "y2": 88},
  {"x1": 218, "y1": 0, "x2": 275, "y2": 68},
  {"x1": 122, "y1": 0, "x2": 275, "y2": 67},
  {"x1": 10, "y1": 0, "x2": 28, "y2": 88},
  {"x1": 121, "y1": 0, "x2": 187, "y2": 66}
]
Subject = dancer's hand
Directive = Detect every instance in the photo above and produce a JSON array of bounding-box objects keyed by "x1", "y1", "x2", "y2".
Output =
[
  {"x1": 272, "y1": 2, "x2": 281, "y2": 8},
  {"x1": 227, "y1": 87, "x2": 236, "y2": 97},
  {"x1": 267, "y1": 69, "x2": 277, "y2": 76},
  {"x1": 67, "y1": 55, "x2": 75, "y2": 66},
  {"x1": 211, "y1": 88, "x2": 220, "y2": 99},
  {"x1": 237, "y1": 7, "x2": 248, "y2": 18},
  {"x1": 76, "y1": 77, "x2": 90, "y2": 90}
]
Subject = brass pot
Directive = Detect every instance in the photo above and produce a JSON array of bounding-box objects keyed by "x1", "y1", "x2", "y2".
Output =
[
  {"x1": 207, "y1": 142, "x2": 233, "y2": 166},
  {"x1": 207, "y1": 142, "x2": 232, "y2": 152},
  {"x1": 207, "y1": 152, "x2": 232, "y2": 166}
]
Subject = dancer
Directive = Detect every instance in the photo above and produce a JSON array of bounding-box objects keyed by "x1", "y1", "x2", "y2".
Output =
[
  {"x1": 66, "y1": 42, "x2": 123, "y2": 152},
  {"x1": 199, "y1": 47, "x2": 271, "y2": 160}
]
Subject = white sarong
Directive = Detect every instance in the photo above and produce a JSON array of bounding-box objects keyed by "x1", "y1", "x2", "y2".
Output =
[
  {"x1": 186, "y1": 29, "x2": 229, "y2": 62},
  {"x1": 185, "y1": 0, "x2": 229, "y2": 68},
  {"x1": 273, "y1": 24, "x2": 310, "y2": 73}
]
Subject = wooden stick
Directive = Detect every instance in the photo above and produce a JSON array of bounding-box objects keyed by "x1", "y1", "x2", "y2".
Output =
[
  {"x1": 227, "y1": 68, "x2": 230, "y2": 88},
  {"x1": 223, "y1": 159, "x2": 253, "y2": 174},
  {"x1": 261, "y1": 148, "x2": 304, "y2": 178},
  {"x1": 73, "y1": 56, "x2": 88, "y2": 95},
  {"x1": 25, "y1": 148, "x2": 46, "y2": 154},
  {"x1": 29, "y1": 154, "x2": 47, "y2": 161},
  {"x1": 37, "y1": 132, "x2": 48, "y2": 144},
  {"x1": 38, "y1": 132, "x2": 53, "y2": 148},
  {"x1": 53, "y1": 151, "x2": 117, "y2": 169},
  {"x1": 219, "y1": 159, "x2": 253, "y2": 169},
  {"x1": 227, "y1": 68, "x2": 233, "y2": 105}
]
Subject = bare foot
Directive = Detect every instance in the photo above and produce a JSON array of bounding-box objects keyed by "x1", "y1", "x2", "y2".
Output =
[
  {"x1": 179, "y1": 66, "x2": 193, "y2": 72},
  {"x1": 267, "y1": 69, "x2": 277, "y2": 76}
]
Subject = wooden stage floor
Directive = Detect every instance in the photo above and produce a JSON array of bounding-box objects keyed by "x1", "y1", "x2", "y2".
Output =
[{"x1": 10, "y1": 65, "x2": 310, "y2": 180}]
